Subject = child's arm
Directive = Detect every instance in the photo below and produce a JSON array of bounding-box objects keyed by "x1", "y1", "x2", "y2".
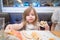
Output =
[{"x1": 4, "y1": 22, "x2": 24, "y2": 33}]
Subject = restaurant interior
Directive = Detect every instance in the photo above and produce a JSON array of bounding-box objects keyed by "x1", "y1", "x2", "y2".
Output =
[{"x1": 0, "y1": 0, "x2": 60, "y2": 40}]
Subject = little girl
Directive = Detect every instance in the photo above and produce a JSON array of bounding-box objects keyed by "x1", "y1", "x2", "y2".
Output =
[
  {"x1": 5, "y1": 6, "x2": 39, "y2": 32},
  {"x1": 5, "y1": 6, "x2": 49, "y2": 33}
]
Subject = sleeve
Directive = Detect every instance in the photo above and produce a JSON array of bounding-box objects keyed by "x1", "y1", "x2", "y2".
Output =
[{"x1": 51, "y1": 10, "x2": 59, "y2": 23}]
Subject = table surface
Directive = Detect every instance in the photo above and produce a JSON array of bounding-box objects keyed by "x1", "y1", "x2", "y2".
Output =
[
  {"x1": 51, "y1": 31, "x2": 60, "y2": 38},
  {"x1": 0, "y1": 30, "x2": 60, "y2": 40},
  {"x1": 20, "y1": 30, "x2": 60, "y2": 40}
]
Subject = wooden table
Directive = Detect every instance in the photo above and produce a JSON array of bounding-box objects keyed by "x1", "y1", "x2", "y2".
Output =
[
  {"x1": 51, "y1": 31, "x2": 60, "y2": 38},
  {"x1": 20, "y1": 30, "x2": 60, "y2": 40},
  {"x1": 3, "y1": 30, "x2": 60, "y2": 40}
]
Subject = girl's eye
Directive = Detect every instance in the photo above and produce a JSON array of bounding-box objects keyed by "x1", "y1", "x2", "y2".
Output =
[
  {"x1": 26, "y1": 13, "x2": 35, "y2": 16},
  {"x1": 26, "y1": 14, "x2": 29, "y2": 16}
]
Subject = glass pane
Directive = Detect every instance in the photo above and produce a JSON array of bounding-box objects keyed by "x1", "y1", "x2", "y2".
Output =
[{"x1": 3, "y1": 0, "x2": 14, "y2": 7}]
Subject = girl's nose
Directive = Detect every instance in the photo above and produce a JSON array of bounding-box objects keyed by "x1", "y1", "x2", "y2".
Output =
[{"x1": 29, "y1": 15, "x2": 32, "y2": 18}]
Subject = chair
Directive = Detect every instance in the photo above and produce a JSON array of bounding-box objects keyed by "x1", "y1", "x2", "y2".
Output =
[{"x1": 9, "y1": 13, "x2": 22, "y2": 24}]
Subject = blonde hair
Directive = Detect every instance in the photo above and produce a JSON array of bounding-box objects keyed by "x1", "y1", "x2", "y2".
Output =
[{"x1": 22, "y1": 6, "x2": 39, "y2": 26}]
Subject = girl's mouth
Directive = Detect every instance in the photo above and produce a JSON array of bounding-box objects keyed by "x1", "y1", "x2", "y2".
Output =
[{"x1": 29, "y1": 19, "x2": 33, "y2": 20}]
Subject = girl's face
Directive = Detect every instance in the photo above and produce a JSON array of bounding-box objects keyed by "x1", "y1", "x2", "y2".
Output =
[{"x1": 26, "y1": 10, "x2": 35, "y2": 23}]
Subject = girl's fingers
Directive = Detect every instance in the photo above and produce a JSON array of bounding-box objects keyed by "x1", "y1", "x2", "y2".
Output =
[
  {"x1": 45, "y1": 24, "x2": 49, "y2": 30},
  {"x1": 5, "y1": 24, "x2": 13, "y2": 33}
]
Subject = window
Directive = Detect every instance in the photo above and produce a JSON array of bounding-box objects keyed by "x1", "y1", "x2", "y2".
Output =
[
  {"x1": 3, "y1": 0, "x2": 60, "y2": 7},
  {"x1": 3, "y1": 0, "x2": 14, "y2": 7}
]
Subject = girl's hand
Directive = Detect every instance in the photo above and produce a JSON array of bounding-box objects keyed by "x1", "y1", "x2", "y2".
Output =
[
  {"x1": 4, "y1": 24, "x2": 14, "y2": 33},
  {"x1": 40, "y1": 21, "x2": 49, "y2": 30},
  {"x1": 45, "y1": 24, "x2": 49, "y2": 30},
  {"x1": 43, "y1": 21, "x2": 49, "y2": 30}
]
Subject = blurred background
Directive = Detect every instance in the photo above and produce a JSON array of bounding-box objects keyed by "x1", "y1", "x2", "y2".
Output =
[{"x1": 2, "y1": 0, "x2": 60, "y2": 7}]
